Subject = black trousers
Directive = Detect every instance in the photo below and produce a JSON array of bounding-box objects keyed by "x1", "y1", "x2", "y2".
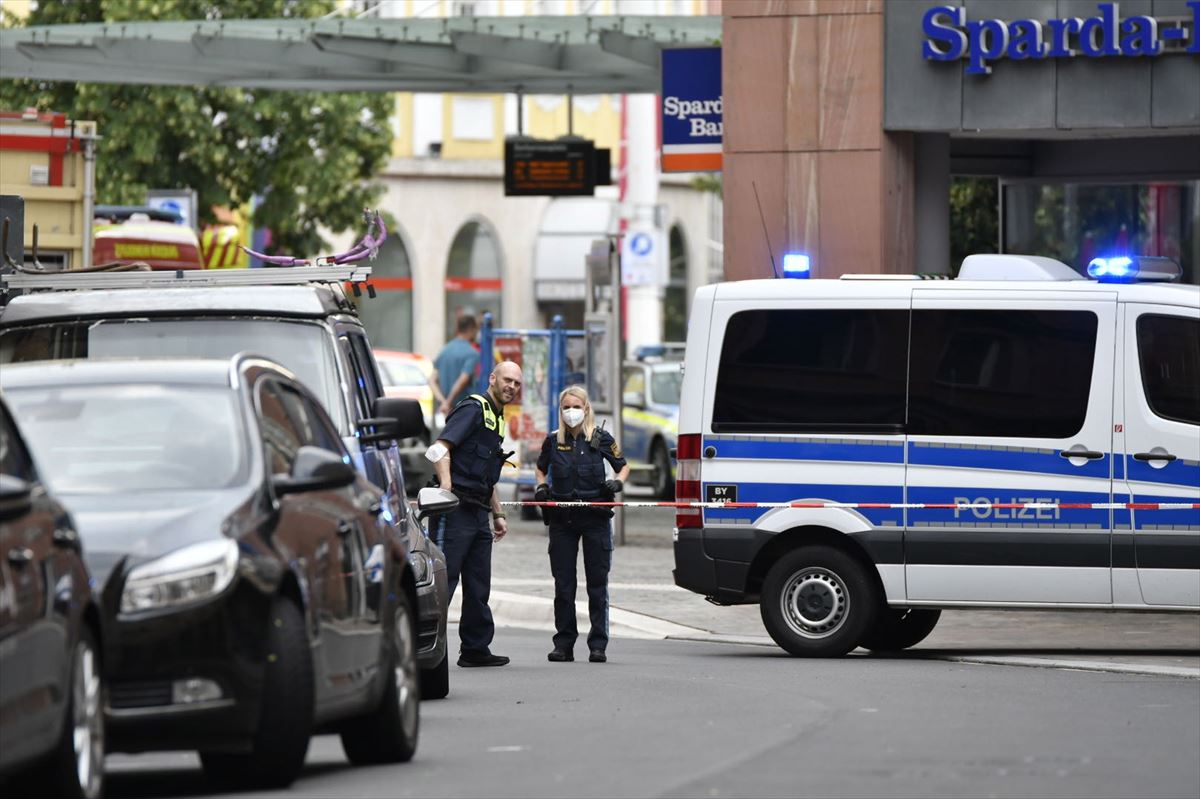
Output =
[
  {"x1": 434, "y1": 503, "x2": 495, "y2": 655},
  {"x1": 547, "y1": 514, "x2": 613, "y2": 653}
]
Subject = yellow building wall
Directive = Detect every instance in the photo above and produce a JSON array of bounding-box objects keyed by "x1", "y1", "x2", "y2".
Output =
[
  {"x1": 440, "y1": 94, "x2": 506, "y2": 160},
  {"x1": 391, "y1": 93, "x2": 414, "y2": 158},
  {"x1": 524, "y1": 95, "x2": 621, "y2": 152}
]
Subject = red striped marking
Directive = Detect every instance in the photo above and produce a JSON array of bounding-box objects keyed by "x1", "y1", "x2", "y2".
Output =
[
  {"x1": 0, "y1": 133, "x2": 70, "y2": 185},
  {"x1": 370, "y1": 277, "x2": 413, "y2": 291},
  {"x1": 488, "y1": 500, "x2": 1200, "y2": 511},
  {"x1": 445, "y1": 277, "x2": 502, "y2": 292}
]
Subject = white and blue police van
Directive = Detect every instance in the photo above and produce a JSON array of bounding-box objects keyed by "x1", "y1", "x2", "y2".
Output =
[{"x1": 672, "y1": 254, "x2": 1199, "y2": 657}]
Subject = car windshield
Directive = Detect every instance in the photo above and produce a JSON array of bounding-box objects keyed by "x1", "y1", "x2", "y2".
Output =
[
  {"x1": 0, "y1": 318, "x2": 347, "y2": 432},
  {"x1": 381, "y1": 360, "x2": 428, "y2": 388},
  {"x1": 650, "y1": 366, "x2": 682, "y2": 405},
  {"x1": 5, "y1": 384, "x2": 248, "y2": 494}
]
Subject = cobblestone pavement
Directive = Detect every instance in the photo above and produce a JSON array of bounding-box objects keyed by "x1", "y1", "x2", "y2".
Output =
[{"x1": 477, "y1": 495, "x2": 1200, "y2": 674}]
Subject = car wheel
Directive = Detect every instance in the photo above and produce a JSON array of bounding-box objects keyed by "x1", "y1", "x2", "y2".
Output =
[
  {"x1": 30, "y1": 625, "x2": 105, "y2": 799},
  {"x1": 759, "y1": 545, "x2": 879, "y2": 658},
  {"x1": 420, "y1": 652, "x2": 450, "y2": 700},
  {"x1": 341, "y1": 590, "x2": 420, "y2": 763},
  {"x1": 860, "y1": 608, "x2": 941, "y2": 652},
  {"x1": 200, "y1": 598, "x2": 313, "y2": 789},
  {"x1": 651, "y1": 440, "x2": 674, "y2": 500}
]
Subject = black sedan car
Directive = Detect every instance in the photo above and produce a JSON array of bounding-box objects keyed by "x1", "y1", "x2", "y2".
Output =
[
  {"x1": 1, "y1": 356, "x2": 457, "y2": 789},
  {"x1": 0, "y1": 393, "x2": 104, "y2": 799}
]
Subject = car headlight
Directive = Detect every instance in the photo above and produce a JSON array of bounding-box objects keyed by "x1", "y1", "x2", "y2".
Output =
[
  {"x1": 121, "y1": 539, "x2": 239, "y2": 614},
  {"x1": 407, "y1": 551, "x2": 433, "y2": 587}
]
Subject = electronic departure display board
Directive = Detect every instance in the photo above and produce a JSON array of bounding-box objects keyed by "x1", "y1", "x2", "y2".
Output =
[{"x1": 504, "y1": 138, "x2": 610, "y2": 197}]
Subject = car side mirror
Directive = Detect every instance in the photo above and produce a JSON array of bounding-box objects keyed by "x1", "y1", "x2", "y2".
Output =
[
  {"x1": 358, "y1": 397, "x2": 425, "y2": 444},
  {"x1": 417, "y1": 487, "x2": 459, "y2": 520},
  {"x1": 623, "y1": 391, "x2": 645, "y2": 409},
  {"x1": 0, "y1": 475, "x2": 34, "y2": 522},
  {"x1": 273, "y1": 446, "x2": 357, "y2": 495}
]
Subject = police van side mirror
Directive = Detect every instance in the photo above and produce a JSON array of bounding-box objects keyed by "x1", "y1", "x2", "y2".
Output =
[{"x1": 623, "y1": 390, "x2": 645, "y2": 409}]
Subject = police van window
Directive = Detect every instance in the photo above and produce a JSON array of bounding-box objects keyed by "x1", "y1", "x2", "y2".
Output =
[
  {"x1": 712, "y1": 309, "x2": 909, "y2": 433},
  {"x1": 908, "y1": 310, "x2": 1098, "y2": 438},
  {"x1": 623, "y1": 367, "x2": 646, "y2": 399},
  {"x1": 1137, "y1": 315, "x2": 1200, "y2": 425}
]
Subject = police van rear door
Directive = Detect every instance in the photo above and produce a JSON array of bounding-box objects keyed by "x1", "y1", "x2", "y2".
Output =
[
  {"x1": 1118, "y1": 303, "x2": 1200, "y2": 607},
  {"x1": 905, "y1": 288, "x2": 1118, "y2": 605}
]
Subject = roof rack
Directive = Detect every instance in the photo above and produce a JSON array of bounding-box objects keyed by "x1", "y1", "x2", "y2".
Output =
[{"x1": 1, "y1": 263, "x2": 373, "y2": 293}]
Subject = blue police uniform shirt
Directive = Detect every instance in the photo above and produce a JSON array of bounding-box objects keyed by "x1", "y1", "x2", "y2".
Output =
[
  {"x1": 434, "y1": 339, "x2": 481, "y2": 408},
  {"x1": 537, "y1": 428, "x2": 627, "y2": 498},
  {"x1": 440, "y1": 395, "x2": 504, "y2": 502}
]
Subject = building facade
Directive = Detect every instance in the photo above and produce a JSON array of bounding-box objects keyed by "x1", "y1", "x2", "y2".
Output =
[
  {"x1": 349, "y1": 0, "x2": 720, "y2": 358},
  {"x1": 722, "y1": 0, "x2": 1199, "y2": 284}
]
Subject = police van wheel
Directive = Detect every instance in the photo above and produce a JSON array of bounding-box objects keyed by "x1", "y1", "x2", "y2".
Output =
[
  {"x1": 860, "y1": 608, "x2": 941, "y2": 653},
  {"x1": 760, "y1": 546, "x2": 879, "y2": 658}
]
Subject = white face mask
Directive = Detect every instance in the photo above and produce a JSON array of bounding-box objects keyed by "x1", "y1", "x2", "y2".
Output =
[{"x1": 561, "y1": 408, "x2": 585, "y2": 428}]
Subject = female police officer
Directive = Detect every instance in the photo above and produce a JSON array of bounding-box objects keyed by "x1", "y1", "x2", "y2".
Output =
[{"x1": 534, "y1": 386, "x2": 630, "y2": 663}]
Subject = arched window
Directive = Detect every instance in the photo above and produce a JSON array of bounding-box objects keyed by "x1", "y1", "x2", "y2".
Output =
[
  {"x1": 664, "y1": 223, "x2": 688, "y2": 342},
  {"x1": 355, "y1": 231, "x2": 413, "y2": 351},
  {"x1": 445, "y1": 220, "x2": 503, "y2": 340}
]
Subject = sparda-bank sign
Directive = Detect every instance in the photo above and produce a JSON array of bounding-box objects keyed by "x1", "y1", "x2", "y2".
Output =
[{"x1": 923, "y1": 1, "x2": 1200, "y2": 75}]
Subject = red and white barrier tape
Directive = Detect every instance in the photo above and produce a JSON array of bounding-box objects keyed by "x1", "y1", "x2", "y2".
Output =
[{"x1": 499, "y1": 500, "x2": 1200, "y2": 511}]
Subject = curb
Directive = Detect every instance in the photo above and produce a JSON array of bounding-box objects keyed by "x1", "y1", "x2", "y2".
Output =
[{"x1": 452, "y1": 590, "x2": 1200, "y2": 679}]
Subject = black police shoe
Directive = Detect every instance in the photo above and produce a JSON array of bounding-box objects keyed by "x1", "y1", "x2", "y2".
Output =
[
  {"x1": 547, "y1": 648, "x2": 574, "y2": 663},
  {"x1": 589, "y1": 649, "x2": 607, "y2": 663},
  {"x1": 457, "y1": 651, "x2": 510, "y2": 668}
]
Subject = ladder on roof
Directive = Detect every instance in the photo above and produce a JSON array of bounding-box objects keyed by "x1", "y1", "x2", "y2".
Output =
[{"x1": 0, "y1": 264, "x2": 373, "y2": 292}]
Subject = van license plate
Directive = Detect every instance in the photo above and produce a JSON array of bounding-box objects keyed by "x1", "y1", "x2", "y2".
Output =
[{"x1": 705, "y1": 484, "x2": 737, "y2": 503}]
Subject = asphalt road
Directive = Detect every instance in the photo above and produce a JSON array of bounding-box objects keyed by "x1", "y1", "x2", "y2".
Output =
[{"x1": 106, "y1": 628, "x2": 1200, "y2": 799}]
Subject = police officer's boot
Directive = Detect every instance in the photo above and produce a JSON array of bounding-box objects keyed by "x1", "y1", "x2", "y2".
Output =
[{"x1": 547, "y1": 648, "x2": 574, "y2": 662}]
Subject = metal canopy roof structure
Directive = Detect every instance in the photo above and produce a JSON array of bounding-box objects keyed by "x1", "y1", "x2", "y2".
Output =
[{"x1": 0, "y1": 15, "x2": 721, "y2": 94}]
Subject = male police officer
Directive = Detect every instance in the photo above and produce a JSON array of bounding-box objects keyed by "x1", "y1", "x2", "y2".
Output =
[{"x1": 427, "y1": 361, "x2": 522, "y2": 667}]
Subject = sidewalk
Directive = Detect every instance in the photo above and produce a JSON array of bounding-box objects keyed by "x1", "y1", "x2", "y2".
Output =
[{"x1": 448, "y1": 506, "x2": 1200, "y2": 678}]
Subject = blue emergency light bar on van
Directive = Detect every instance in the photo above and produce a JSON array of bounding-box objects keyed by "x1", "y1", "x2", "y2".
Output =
[
  {"x1": 782, "y1": 253, "x2": 811, "y2": 278},
  {"x1": 1087, "y1": 255, "x2": 1182, "y2": 283}
]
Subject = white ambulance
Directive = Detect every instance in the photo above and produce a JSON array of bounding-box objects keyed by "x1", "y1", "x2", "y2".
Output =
[{"x1": 672, "y1": 254, "x2": 1200, "y2": 657}]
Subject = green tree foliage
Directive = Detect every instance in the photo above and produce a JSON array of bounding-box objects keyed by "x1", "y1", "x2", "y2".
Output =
[
  {"x1": 948, "y1": 177, "x2": 999, "y2": 274},
  {"x1": 0, "y1": 0, "x2": 393, "y2": 255}
]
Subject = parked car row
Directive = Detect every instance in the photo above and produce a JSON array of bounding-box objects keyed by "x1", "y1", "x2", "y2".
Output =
[{"x1": 0, "y1": 268, "x2": 454, "y2": 795}]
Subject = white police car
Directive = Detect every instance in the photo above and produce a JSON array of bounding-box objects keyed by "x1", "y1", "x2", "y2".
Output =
[
  {"x1": 621, "y1": 353, "x2": 681, "y2": 499},
  {"x1": 672, "y1": 254, "x2": 1200, "y2": 657}
]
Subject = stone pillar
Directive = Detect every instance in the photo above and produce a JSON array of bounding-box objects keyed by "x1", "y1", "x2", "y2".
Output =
[{"x1": 723, "y1": 0, "x2": 913, "y2": 280}]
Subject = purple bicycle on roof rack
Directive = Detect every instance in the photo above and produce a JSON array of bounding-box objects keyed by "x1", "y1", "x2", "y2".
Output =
[{"x1": 240, "y1": 209, "x2": 388, "y2": 268}]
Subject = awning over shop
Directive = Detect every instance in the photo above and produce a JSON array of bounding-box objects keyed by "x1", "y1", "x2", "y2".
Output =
[{"x1": 0, "y1": 15, "x2": 720, "y2": 94}]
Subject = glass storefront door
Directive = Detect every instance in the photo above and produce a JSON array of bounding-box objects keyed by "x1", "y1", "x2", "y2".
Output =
[{"x1": 1003, "y1": 181, "x2": 1199, "y2": 285}]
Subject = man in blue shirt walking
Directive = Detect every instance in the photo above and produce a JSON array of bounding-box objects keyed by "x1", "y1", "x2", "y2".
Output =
[{"x1": 432, "y1": 315, "x2": 481, "y2": 418}]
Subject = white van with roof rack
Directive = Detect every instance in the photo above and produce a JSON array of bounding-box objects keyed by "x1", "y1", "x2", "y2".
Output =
[{"x1": 673, "y1": 254, "x2": 1200, "y2": 657}]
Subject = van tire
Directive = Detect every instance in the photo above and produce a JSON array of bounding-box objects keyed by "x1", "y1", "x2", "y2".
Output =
[
  {"x1": 860, "y1": 608, "x2": 941, "y2": 652},
  {"x1": 341, "y1": 591, "x2": 420, "y2": 764},
  {"x1": 201, "y1": 598, "x2": 313, "y2": 789},
  {"x1": 760, "y1": 545, "x2": 879, "y2": 658}
]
